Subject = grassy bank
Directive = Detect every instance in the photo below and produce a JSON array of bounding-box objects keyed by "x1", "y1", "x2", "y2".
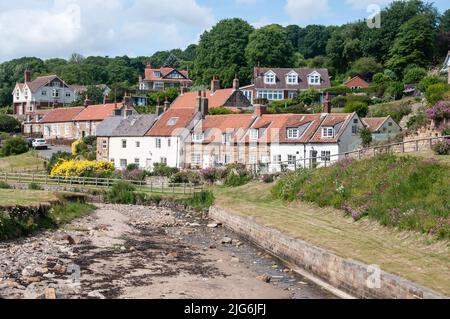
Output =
[
  {"x1": 213, "y1": 182, "x2": 450, "y2": 296},
  {"x1": 0, "y1": 189, "x2": 94, "y2": 240},
  {"x1": 0, "y1": 151, "x2": 46, "y2": 172},
  {"x1": 272, "y1": 154, "x2": 449, "y2": 239}
]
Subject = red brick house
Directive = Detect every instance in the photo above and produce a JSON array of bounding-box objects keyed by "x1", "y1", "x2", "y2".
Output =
[
  {"x1": 344, "y1": 76, "x2": 369, "y2": 90},
  {"x1": 138, "y1": 64, "x2": 192, "y2": 92}
]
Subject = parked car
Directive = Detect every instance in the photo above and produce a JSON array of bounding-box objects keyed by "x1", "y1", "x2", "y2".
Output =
[{"x1": 32, "y1": 139, "x2": 48, "y2": 150}]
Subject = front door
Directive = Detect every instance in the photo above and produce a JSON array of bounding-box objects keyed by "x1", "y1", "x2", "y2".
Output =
[
  {"x1": 310, "y1": 150, "x2": 318, "y2": 168},
  {"x1": 146, "y1": 159, "x2": 152, "y2": 171}
]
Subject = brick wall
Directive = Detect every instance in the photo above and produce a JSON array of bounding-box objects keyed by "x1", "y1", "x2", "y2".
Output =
[{"x1": 209, "y1": 206, "x2": 445, "y2": 299}]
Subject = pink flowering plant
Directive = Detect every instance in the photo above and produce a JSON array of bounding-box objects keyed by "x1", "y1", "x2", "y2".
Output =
[{"x1": 426, "y1": 101, "x2": 450, "y2": 125}]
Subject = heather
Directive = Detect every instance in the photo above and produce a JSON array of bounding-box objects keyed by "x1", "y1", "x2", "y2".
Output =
[{"x1": 272, "y1": 154, "x2": 449, "y2": 239}]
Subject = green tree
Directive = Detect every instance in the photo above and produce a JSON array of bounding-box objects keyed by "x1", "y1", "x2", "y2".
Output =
[
  {"x1": 326, "y1": 23, "x2": 364, "y2": 72},
  {"x1": 350, "y1": 57, "x2": 383, "y2": 81},
  {"x1": 438, "y1": 9, "x2": 450, "y2": 57},
  {"x1": 296, "y1": 89, "x2": 319, "y2": 106},
  {"x1": 245, "y1": 24, "x2": 295, "y2": 69},
  {"x1": 0, "y1": 137, "x2": 28, "y2": 157},
  {"x1": 297, "y1": 25, "x2": 334, "y2": 59},
  {"x1": 418, "y1": 74, "x2": 446, "y2": 92},
  {"x1": 360, "y1": 128, "x2": 373, "y2": 147},
  {"x1": 403, "y1": 67, "x2": 427, "y2": 84},
  {"x1": 193, "y1": 18, "x2": 254, "y2": 88},
  {"x1": 72, "y1": 85, "x2": 105, "y2": 106},
  {"x1": 425, "y1": 83, "x2": 450, "y2": 105},
  {"x1": 0, "y1": 114, "x2": 20, "y2": 132},
  {"x1": 387, "y1": 14, "x2": 438, "y2": 74},
  {"x1": 344, "y1": 102, "x2": 369, "y2": 117}
]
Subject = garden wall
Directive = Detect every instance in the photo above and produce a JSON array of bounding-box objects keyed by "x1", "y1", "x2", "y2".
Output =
[{"x1": 209, "y1": 206, "x2": 446, "y2": 299}]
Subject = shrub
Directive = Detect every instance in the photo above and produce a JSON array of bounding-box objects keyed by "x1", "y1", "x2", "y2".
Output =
[
  {"x1": 28, "y1": 182, "x2": 42, "y2": 190},
  {"x1": 370, "y1": 100, "x2": 412, "y2": 123},
  {"x1": 200, "y1": 167, "x2": 218, "y2": 184},
  {"x1": 0, "y1": 181, "x2": 11, "y2": 189},
  {"x1": 261, "y1": 174, "x2": 274, "y2": 183},
  {"x1": 182, "y1": 191, "x2": 215, "y2": 210},
  {"x1": 384, "y1": 81, "x2": 404, "y2": 100},
  {"x1": 331, "y1": 96, "x2": 347, "y2": 108},
  {"x1": 126, "y1": 164, "x2": 139, "y2": 171},
  {"x1": 425, "y1": 83, "x2": 450, "y2": 105},
  {"x1": 222, "y1": 163, "x2": 253, "y2": 187},
  {"x1": 169, "y1": 170, "x2": 201, "y2": 185},
  {"x1": 296, "y1": 89, "x2": 319, "y2": 105},
  {"x1": 0, "y1": 114, "x2": 20, "y2": 133},
  {"x1": 325, "y1": 86, "x2": 351, "y2": 95},
  {"x1": 152, "y1": 163, "x2": 179, "y2": 177},
  {"x1": 46, "y1": 151, "x2": 73, "y2": 174},
  {"x1": 209, "y1": 107, "x2": 234, "y2": 115},
  {"x1": 106, "y1": 181, "x2": 137, "y2": 204},
  {"x1": 425, "y1": 101, "x2": 450, "y2": 125},
  {"x1": 0, "y1": 137, "x2": 28, "y2": 157},
  {"x1": 418, "y1": 74, "x2": 446, "y2": 92},
  {"x1": 360, "y1": 128, "x2": 372, "y2": 147},
  {"x1": 120, "y1": 168, "x2": 147, "y2": 181},
  {"x1": 403, "y1": 67, "x2": 427, "y2": 84},
  {"x1": 432, "y1": 140, "x2": 450, "y2": 155},
  {"x1": 344, "y1": 102, "x2": 369, "y2": 117},
  {"x1": 50, "y1": 160, "x2": 114, "y2": 178},
  {"x1": 406, "y1": 113, "x2": 430, "y2": 130}
]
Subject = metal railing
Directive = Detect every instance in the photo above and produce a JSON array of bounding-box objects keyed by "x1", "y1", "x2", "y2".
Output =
[
  {"x1": 248, "y1": 135, "x2": 450, "y2": 174},
  {"x1": 1, "y1": 172, "x2": 203, "y2": 195}
]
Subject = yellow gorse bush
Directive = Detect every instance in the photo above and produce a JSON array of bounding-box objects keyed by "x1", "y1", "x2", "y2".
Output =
[
  {"x1": 50, "y1": 159, "x2": 114, "y2": 178},
  {"x1": 71, "y1": 139, "x2": 83, "y2": 155}
]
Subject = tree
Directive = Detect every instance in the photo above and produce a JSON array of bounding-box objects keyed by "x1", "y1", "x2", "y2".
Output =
[
  {"x1": 403, "y1": 67, "x2": 427, "y2": 84},
  {"x1": 69, "y1": 53, "x2": 85, "y2": 64},
  {"x1": 326, "y1": 23, "x2": 364, "y2": 72},
  {"x1": 163, "y1": 54, "x2": 180, "y2": 68},
  {"x1": 193, "y1": 18, "x2": 254, "y2": 87},
  {"x1": 286, "y1": 25, "x2": 301, "y2": 49},
  {"x1": 296, "y1": 89, "x2": 319, "y2": 106},
  {"x1": 387, "y1": 14, "x2": 438, "y2": 74},
  {"x1": 72, "y1": 85, "x2": 105, "y2": 106},
  {"x1": 438, "y1": 9, "x2": 450, "y2": 57},
  {"x1": 245, "y1": 24, "x2": 295, "y2": 69},
  {"x1": 0, "y1": 137, "x2": 28, "y2": 157},
  {"x1": 425, "y1": 83, "x2": 450, "y2": 105},
  {"x1": 418, "y1": 74, "x2": 446, "y2": 92},
  {"x1": 350, "y1": 57, "x2": 383, "y2": 81},
  {"x1": 0, "y1": 114, "x2": 20, "y2": 132},
  {"x1": 360, "y1": 128, "x2": 373, "y2": 147},
  {"x1": 384, "y1": 82, "x2": 405, "y2": 100},
  {"x1": 298, "y1": 25, "x2": 334, "y2": 59}
]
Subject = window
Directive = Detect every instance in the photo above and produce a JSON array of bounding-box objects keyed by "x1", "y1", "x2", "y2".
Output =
[
  {"x1": 288, "y1": 155, "x2": 296, "y2": 165},
  {"x1": 287, "y1": 128, "x2": 300, "y2": 139},
  {"x1": 192, "y1": 153, "x2": 201, "y2": 165},
  {"x1": 120, "y1": 159, "x2": 127, "y2": 168},
  {"x1": 153, "y1": 82, "x2": 164, "y2": 90},
  {"x1": 160, "y1": 157, "x2": 167, "y2": 165},
  {"x1": 288, "y1": 91, "x2": 297, "y2": 99},
  {"x1": 16, "y1": 90, "x2": 19, "y2": 98},
  {"x1": 286, "y1": 73, "x2": 298, "y2": 84},
  {"x1": 308, "y1": 73, "x2": 321, "y2": 85},
  {"x1": 136, "y1": 141, "x2": 140, "y2": 148},
  {"x1": 153, "y1": 71, "x2": 161, "y2": 78},
  {"x1": 322, "y1": 127, "x2": 334, "y2": 138},
  {"x1": 250, "y1": 129, "x2": 259, "y2": 141},
  {"x1": 192, "y1": 132, "x2": 204, "y2": 142},
  {"x1": 52, "y1": 81, "x2": 60, "y2": 88},
  {"x1": 264, "y1": 72, "x2": 276, "y2": 84},
  {"x1": 134, "y1": 158, "x2": 140, "y2": 165},
  {"x1": 250, "y1": 155, "x2": 257, "y2": 164},
  {"x1": 257, "y1": 90, "x2": 283, "y2": 101},
  {"x1": 65, "y1": 123, "x2": 71, "y2": 135},
  {"x1": 352, "y1": 125, "x2": 358, "y2": 135},
  {"x1": 223, "y1": 133, "x2": 232, "y2": 144},
  {"x1": 321, "y1": 151, "x2": 331, "y2": 162},
  {"x1": 52, "y1": 89, "x2": 59, "y2": 98},
  {"x1": 110, "y1": 158, "x2": 115, "y2": 165},
  {"x1": 353, "y1": 119, "x2": 358, "y2": 124},
  {"x1": 168, "y1": 139, "x2": 171, "y2": 147},
  {"x1": 273, "y1": 155, "x2": 281, "y2": 163},
  {"x1": 167, "y1": 117, "x2": 178, "y2": 126},
  {"x1": 41, "y1": 91, "x2": 47, "y2": 96},
  {"x1": 224, "y1": 155, "x2": 231, "y2": 165},
  {"x1": 102, "y1": 140, "x2": 107, "y2": 150},
  {"x1": 155, "y1": 138, "x2": 161, "y2": 149},
  {"x1": 66, "y1": 92, "x2": 71, "y2": 97},
  {"x1": 122, "y1": 140, "x2": 127, "y2": 148},
  {"x1": 388, "y1": 122, "x2": 392, "y2": 127}
]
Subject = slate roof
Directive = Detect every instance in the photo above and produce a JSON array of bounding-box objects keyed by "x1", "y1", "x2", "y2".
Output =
[
  {"x1": 309, "y1": 113, "x2": 355, "y2": 143},
  {"x1": 95, "y1": 116, "x2": 124, "y2": 137},
  {"x1": 143, "y1": 66, "x2": 192, "y2": 83},
  {"x1": 19, "y1": 75, "x2": 70, "y2": 93},
  {"x1": 253, "y1": 67, "x2": 331, "y2": 90},
  {"x1": 112, "y1": 115, "x2": 158, "y2": 137}
]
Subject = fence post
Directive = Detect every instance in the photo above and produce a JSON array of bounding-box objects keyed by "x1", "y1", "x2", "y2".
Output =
[
  {"x1": 429, "y1": 138, "x2": 432, "y2": 149},
  {"x1": 416, "y1": 140, "x2": 419, "y2": 152},
  {"x1": 4, "y1": 172, "x2": 7, "y2": 183},
  {"x1": 150, "y1": 181, "x2": 153, "y2": 193},
  {"x1": 373, "y1": 147, "x2": 376, "y2": 157},
  {"x1": 58, "y1": 176, "x2": 60, "y2": 185},
  {"x1": 402, "y1": 142, "x2": 405, "y2": 153},
  {"x1": 45, "y1": 174, "x2": 48, "y2": 185},
  {"x1": 184, "y1": 183, "x2": 186, "y2": 195}
]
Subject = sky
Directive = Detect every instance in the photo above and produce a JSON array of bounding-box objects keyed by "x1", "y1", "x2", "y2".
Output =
[{"x1": 0, "y1": 0, "x2": 448, "y2": 62}]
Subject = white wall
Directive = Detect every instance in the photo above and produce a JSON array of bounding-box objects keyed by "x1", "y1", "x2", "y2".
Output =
[{"x1": 338, "y1": 113, "x2": 364, "y2": 154}]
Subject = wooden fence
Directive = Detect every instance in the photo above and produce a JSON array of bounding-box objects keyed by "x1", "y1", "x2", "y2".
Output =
[{"x1": 1, "y1": 172, "x2": 203, "y2": 195}]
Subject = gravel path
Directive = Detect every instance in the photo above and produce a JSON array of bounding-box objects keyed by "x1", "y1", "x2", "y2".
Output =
[{"x1": 0, "y1": 204, "x2": 334, "y2": 299}]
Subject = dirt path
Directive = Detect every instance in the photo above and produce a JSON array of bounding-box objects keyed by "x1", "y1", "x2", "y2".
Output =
[{"x1": 0, "y1": 204, "x2": 334, "y2": 299}]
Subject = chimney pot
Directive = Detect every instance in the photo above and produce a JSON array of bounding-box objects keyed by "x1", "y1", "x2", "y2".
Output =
[
  {"x1": 24, "y1": 69, "x2": 31, "y2": 83},
  {"x1": 254, "y1": 104, "x2": 267, "y2": 117},
  {"x1": 323, "y1": 92, "x2": 331, "y2": 114},
  {"x1": 103, "y1": 95, "x2": 110, "y2": 104},
  {"x1": 84, "y1": 95, "x2": 92, "y2": 108},
  {"x1": 211, "y1": 76, "x2": 220, "y2": 93},
  {"x1": 233, "y1": 76, "x2": 240, "y2": 91}
]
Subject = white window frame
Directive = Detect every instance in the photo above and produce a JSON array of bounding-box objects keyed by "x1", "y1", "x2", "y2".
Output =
[
  {"x1": 192, "y1": 132, "x2": 204, "y2": 143},
  {"x1": 120, "y1": 159, "x2": 127, "y2": 168},
  {"x1": 273, "y1": 155, "x2": 281, "y2": 163},
  {"x1": 156, "y1": 138, "x2": 162, "y2": 149},
  {"x1": 41, "y1": 90, "x2": 47, "y2": 96},
  {"x1": 308, "y1": 72, "x2": 321, "y2": 85},
  {"x1": 288, "y1": 155, "x2": 297, "y2": 165},
  {"x1": 160, "y1": 157, "x2": 167, "y2": 165},
  {"x1": 322, "y1": 127, "x2": 334, "y2": 138},
  {"x1": 191, "y1": 153, "x2": 201, "y2": 166},
  {"x1": 167, "y1": 117, "x2": 178, "y2": 126},
  {"x1": 250, "y1": 129, "x2": 259, "y2": 141},
  {"x1": 102, "y1": 140, "x2": 107, "y2": 150},
  {"x1": 222, "y1": 133, "x2": 232, "y2": 144},
  {"x1": 321, "y1": 151, "x2": 331, "y2": 162},
  {"x1": 134, "y1": 158, "x2": 140, "y2": 165},
  {"x1": 286, "y1": 72, "x2": 298, "y2": 85},
  {"x1": 168, "y1": 138, "x2": 171, "y2": 147},
  {"x1": 287, "y1": 128, "x2": 300, "y2": 139},
  {"x1": 257, "y1": 90, "x2": 283, "y2": 101},
  {"x1": 122, "y1": 139, "x2": 127, "y2": 148},
  {"x1": 264, "y1": 71, "x2": 276, "y2": 84},
  {"x1": 153, "y1": 82, "x2": 164, "y2": 90}
]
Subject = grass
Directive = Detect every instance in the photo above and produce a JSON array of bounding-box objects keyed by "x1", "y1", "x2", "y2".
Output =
[
  {"x1": 0, "y1": 189, "x2": 58, "y2": 206},
  {"x1": 400, "y1": 149, "x2": 450, "y2": 164},
  {"x1": 0, "y1": 151, "x2": 46, "y2": 172},
  {"x1": 212, "y1": 182, "x2": 450, "y2": 296}
]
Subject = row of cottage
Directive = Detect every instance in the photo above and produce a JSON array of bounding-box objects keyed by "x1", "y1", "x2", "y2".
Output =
[{"x1": 22, "y1": 67, "x2": 401, "y2": 172}]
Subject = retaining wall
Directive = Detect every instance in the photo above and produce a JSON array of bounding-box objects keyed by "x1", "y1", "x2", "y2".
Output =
[{"x1": 209, "y1": 206, "x2": 446, "y2": 299}]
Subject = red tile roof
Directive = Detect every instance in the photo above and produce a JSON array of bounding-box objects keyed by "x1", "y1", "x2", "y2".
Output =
[
  {"x1": 309, "y1": 113, "x2": 354, "y2": 143},
  {"x1": 146, "y1": 108, "x2": 197, "y2": 137},
  {"x1": 243, "y1": 114, "x2": 322, "y2": 144},
  {"x1": 143, "y1": 67, "x2": 191, "y2": 83},
  {"x1": 170, "y1": 89, "x2": 237, "y2": 110},
  {"x1": 73, "y1": 103, "x2": 126, "y2": 122},
  {"x1": 192, "y1": 114, "x2": 255, "y2": 143},
  {"x1": 344, "y1": 76, "x2": 370, "y2": 88},
  {"x1": 362, "y1": 117, "x2": 389, "y2": 133},
  {"x1": 40, "y1": 107, "x2": 85, "y2": 123}
]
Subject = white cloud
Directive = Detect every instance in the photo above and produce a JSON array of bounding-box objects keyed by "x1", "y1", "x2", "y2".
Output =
[
  {"x1": 284, "y1": 0, "x2": 330, "y2": 25},
  {"x1": 345, "y1": 0, "x2": 394, "y2": 10},
  {"x1": 0, "y1": 0, "x2": 214, "y2": 62},
  {"x1": 235, "y1": 0, "x2": 258, "y2": 4}
]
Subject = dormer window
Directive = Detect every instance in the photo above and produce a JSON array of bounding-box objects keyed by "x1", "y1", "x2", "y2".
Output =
[
  {"x1": 192, "y1": 132, "x2": 204, "y2": 142},
  {"x1": 250, "y1": 129, "x2": 259, "y2": 141},
  {"x1": 308, "y1": 71, "x2": 321, "y2": 85},
  {"x1": 153, "y1": 71, "x2": 161, "y2": 78},
  {"x1": 286, "y1": 71, "x2": 298, "y2": 85},
  {"x1": 167, "y1": 117, "x2": 178, "y2": 126},
  {"x1": 264, "y1": 71, "x2": 276, "y2": 84},
  {"x1": 16, "y1": 90, "x2": 19, "y2": 98},
  {"x1": 287, "y1": 128, "x2": 300, "y2": 139},
  {"x1": 223, "y1": 133, "x2": 232, "y2": 144},
  {"x1": 322, "y1": 127, "x2": 334, "y2": 138}
]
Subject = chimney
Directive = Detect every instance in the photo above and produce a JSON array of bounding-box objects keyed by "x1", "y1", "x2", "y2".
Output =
[
  {"x1": 323, "y1": 92, "x2": 331, "y2": 114},
  {"x1": 196, "y1": 91, "x2": 202, "y2": 113},
  {"x1": 211, "y1": 75, "x2": 220, "y2": 93},
  {"x1": 84, "y1": 96, "x2": 92, "y2": 108},
  {"x1": 146, "y1": 63, "x2": 152, "y2": 69},
  {"x1": 123, "y1": 93, "x2": 133, "y2": 108},
  {"x1": 103, "y1": 95, "x2": 110, "y2": 104},
  {"x1": 180, "y1": 85, "x2": 189, "y2": 95},
  {"x1": 156, "y1": 97, "x2": 163, "y2": 116},
  {"x1": 24, "y1": 69, "x2": 31, "y2": 83},
  {"x1": 164, "y1": 96, "x2": 170, "y2": 111},
  {"x1": 233, "y1": 76, "x2": 240, "y2": 91},
  {"x1": 201, "y1": 91, "x2": 209, "y2": 118},
  {"x1": 254, "y1": 104, "x2": 267, "y2": 117}
]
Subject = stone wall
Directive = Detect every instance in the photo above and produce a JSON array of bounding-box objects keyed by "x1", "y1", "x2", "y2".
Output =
[{"x1": 209, "y1": 206, "x2": 446, "y2": 299}]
